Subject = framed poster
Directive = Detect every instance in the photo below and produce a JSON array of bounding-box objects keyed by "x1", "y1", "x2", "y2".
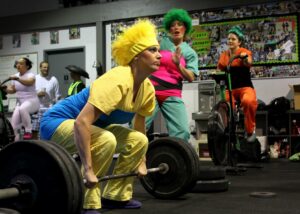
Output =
[
  {"x1": 69, "y1": 27, "x2": 80, "y2": 40},
  {"x1": 12, "y1": 34, "x2": 21, "y2": 48},
  {"x1": 31, "y1": 32, "x2": 40, "y2": 45},
  {"x1": 50, "y1": 30, "x2": 59, "y2": 44}
]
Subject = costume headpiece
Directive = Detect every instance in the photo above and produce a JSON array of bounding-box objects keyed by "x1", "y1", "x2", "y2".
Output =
[
  {"x1": 228, "y1": 26, "x2": 244, "y2": 41},
  {"x1": 163, "y1": 8, "x2": 192, "y2": 35},
  {"x1": 65, "y1": 65, "x2": 89, "y2": 79},
  {"x1": 112, "y1": 19, "x2": 159, "y2": 66}
]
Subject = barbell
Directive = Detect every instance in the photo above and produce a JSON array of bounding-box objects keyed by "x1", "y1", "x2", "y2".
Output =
[{"x1": 0, "y1": 137, "x2": 200, "y2": 214}]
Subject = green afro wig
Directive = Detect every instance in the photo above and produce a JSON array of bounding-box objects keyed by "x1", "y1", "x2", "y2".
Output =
[
  {"x1": 228, "y1": 26, "x2": 244, "y2": 41},
  {"x1": 163, "y1": 8, "x2": 192, "y2": 35}
]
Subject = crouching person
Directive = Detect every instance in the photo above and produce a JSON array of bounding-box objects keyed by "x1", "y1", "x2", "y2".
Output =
[{"x1": 40, "y1": 19, "x2": 161, "y2": 214}]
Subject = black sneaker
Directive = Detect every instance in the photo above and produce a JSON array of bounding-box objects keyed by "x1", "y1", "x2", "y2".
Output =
[
  {"x1": 246, "y1": 132, "x2": 256, "y2": 143},
  {"x1": 101, "y1": 198, "x2": 142, "y2": 209},
  {"x1": 81, "y1": 209, "x2": 101, "y2": 214}
]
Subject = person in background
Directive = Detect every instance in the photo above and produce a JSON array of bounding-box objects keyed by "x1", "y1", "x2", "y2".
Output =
[
  {"x1": 32, "y1": 61, "x2": 62, "y2": 137},
  {"x1": 36, "y1": 61, "x2": 61, "y2": 108},
  {"x1": 3, "y1": 57, "x2": 39, "y2": 140},
  {"x1": 66, "y1": 65, "x2": 89, "y2": 96},
  {"x1": 145, "y1": 8, "x2": 199, "y2": 142},
  {"x1": 217, "y1": 26, "x2": 258, "y2": 142},
  {"x1": 40, "y1": 19, "x2": 161, "y2": 214}
]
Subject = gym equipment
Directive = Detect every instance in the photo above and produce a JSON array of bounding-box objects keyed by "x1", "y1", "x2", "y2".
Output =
[
  {"x1": 140, "y1": 137, "x2": 200, "y2": 199},
  {"x1": 191, "y1": 178, "x2": 229, "y2": 193},
  {"x1": 190, "y1": 165, "x2": 229, "y2": 193},
  {"x1": 249, "y1": 191, "x2": 277, "y2": 198},
  {"x1": 147, "y1": 131, "x2": 229, "y2": 193},
  {"x1": 207, "y1": 54, "x2": 261, "y2": 173},
  {"x1": 0, "y1": 78, "x2": 15, "y2": 150},
  {"x1": 197, "y1": 166, "x2": 226, "y2": 180},
  {"x1": 0, "y1": 208, "x2": 20, "y2": 214},
  {"x1": 0, "y1": 140, "x2": 84, "y2": 214},
  {"x1": 147, "y1": 134, "x2": 228, "y2": 194},
  {"x1": 0, "y1": 138, "x2": 199, "y2": 213}
]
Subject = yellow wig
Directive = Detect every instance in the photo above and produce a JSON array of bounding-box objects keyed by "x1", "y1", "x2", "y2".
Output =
[{"x1": 112, "y1": 19, "x2": 159, "y2": 66}]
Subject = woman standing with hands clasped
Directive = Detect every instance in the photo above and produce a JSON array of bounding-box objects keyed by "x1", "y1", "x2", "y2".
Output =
[
  {"x1": 217, "y1": 26, "x2": 258, "y2": 142},
  {"x1": 4, "y1": 57, "x2": 39, "y2": 140},
  {"x1": 146, "y1": 8, "x2": 199, "y2": 142}
]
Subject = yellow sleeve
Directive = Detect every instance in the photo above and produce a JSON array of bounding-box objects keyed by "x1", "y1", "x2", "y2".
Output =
[
  {"x1": 137, "y1": 79, "x2": 155, "y2": 117},
  {"x1": 88, "y1": 71, "x2": 124, "y2": 115}
]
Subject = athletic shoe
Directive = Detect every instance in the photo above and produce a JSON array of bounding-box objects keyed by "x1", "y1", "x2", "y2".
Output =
[
  {"x1": 101, "y1": 198, "x2": 142, "y2": 209},
  {"x1": 81, "y1": 209, "x2": 101, "y2": 214},
  {"x1": 246, "y1": 132, "x2": 256, "y2": 143},
  {"x1": 23, "y1": 132, "x2": 33, "y2": 140}
]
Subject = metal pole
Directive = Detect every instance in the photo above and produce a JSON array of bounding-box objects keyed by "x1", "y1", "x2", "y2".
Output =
[
  {"x1": 96, "y1": 163, "x2": 168, "y2": 182},
  {"x1": 98, "y1": 165, "x2": 164, "y2": 182}
]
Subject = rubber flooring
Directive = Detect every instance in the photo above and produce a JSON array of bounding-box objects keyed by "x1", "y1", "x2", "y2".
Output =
[{"x1": 102, "y1": 159, "x2": 300, "y2": 214}]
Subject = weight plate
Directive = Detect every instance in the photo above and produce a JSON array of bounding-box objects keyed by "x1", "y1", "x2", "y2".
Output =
[
  {"x1": 197, "y1": 166, "x2": 226, "y2": 180},
  {"x1": 207, "y1": 101, "x2": 230, "y2": 165},
  {"x1": 140, "y1": 137, "x2": 199, "y2": 199},
  {"x1": 236, "y1": 163, "x2": 263, "y2": 169},
  {"x1": 180, "y1": 139, "x2": 201, "y2": 191},
  {"x1": 37, "y1": 140, "x2": 75, "y2": 213},
  {"x1": 0, "y1": 141, "x2": 74, "y2": 214},
  {"x1": 43, "y1": 140, "x2": 83, "y2": 214},
  {"x1": 249, "y1": 191, "x2": 277, "y2": 198},
  {"x1": 0, "y1": 208, "x2": 20, "y2": 214},
  {"x1": 0, "y1": 115, "x2": 15, "y2": 150},
  {"x1": 190, "y1": 178, "x2": 229, "y2": 193}
]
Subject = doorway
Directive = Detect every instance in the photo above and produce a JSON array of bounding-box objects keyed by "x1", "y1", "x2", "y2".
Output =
[{"x1": 44, "y1": 47, "x2": 85, "y2": 98}]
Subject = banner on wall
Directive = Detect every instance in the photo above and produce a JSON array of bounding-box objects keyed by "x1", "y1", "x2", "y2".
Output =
[{"x1": 191, "y1": 14, "x2": 299, "y2": 69}]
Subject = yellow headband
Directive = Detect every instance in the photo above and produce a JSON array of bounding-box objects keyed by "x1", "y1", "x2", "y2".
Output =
[{"x1": 112, "y1": 19, "x2": 159, "y2": 66}]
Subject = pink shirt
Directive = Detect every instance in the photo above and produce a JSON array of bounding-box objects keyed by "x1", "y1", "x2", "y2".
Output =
[
  {"x1": 150, "y1": 50, "x2": 186, "y2": 98},
  {"x1": 12, "y1": 70, "x2": 38, "y2": 103}
]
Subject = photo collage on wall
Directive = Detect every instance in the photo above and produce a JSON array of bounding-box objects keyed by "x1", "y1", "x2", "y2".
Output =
[
  {"x1": 191, "y1": 14, "x2": 298, "y2": 68},
  {"x1": 109, "y1": 1, "x2": 300, "y2": 79}
]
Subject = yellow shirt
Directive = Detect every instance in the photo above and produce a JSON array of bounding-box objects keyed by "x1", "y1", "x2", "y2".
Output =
[{"x1": 88, "y1": 66, "x2": 155, "y2": 117}]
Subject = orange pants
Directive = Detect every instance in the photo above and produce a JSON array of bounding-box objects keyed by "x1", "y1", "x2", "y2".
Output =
[{"x1": 226, "y1": 87, "x2": 258, "y2": 134}]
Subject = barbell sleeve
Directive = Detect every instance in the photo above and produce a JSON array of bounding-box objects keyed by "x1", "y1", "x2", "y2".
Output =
[{"x1": 0, "y1": 187, "x2": 20, "y2": 200}]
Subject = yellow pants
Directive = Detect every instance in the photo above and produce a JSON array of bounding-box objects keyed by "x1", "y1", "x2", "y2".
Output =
[{"x1": 51, "y1": 120, "x2": 148, "y2": 209}]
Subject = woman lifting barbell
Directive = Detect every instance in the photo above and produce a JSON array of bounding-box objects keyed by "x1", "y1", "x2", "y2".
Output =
[{"x1": 39, "y1": 19, "x2": 161, "y2": 214}]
